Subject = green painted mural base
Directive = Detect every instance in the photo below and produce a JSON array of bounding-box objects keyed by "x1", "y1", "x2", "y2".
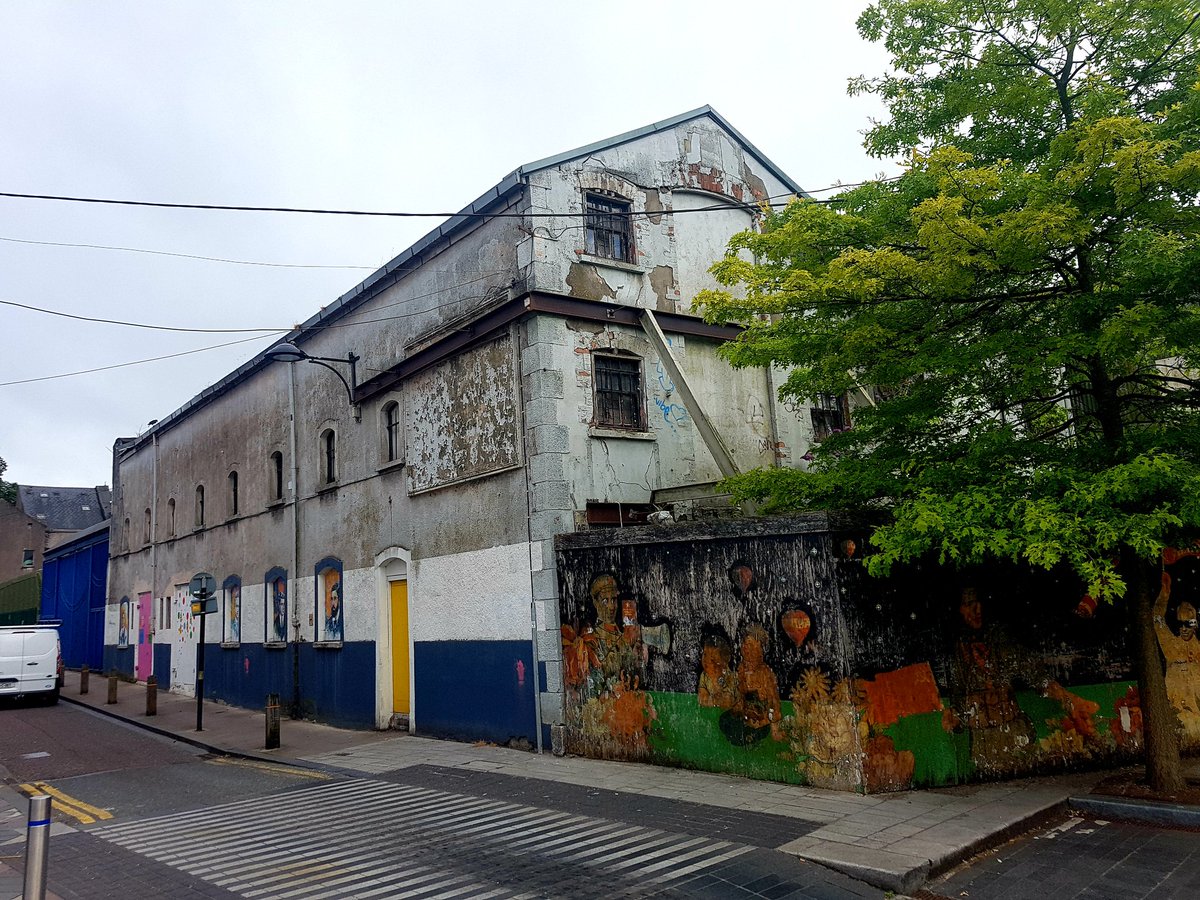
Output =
[{"x1": 647, "y1": 691, "x2": 808, "y2": 784}]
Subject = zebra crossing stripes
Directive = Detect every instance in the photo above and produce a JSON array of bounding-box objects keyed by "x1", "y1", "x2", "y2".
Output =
[{"x1": 92, "y1": 777, "x2": 753, "y2": 898}]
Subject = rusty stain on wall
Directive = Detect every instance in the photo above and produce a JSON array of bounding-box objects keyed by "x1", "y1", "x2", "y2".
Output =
[{"x1": 406, "y1": 332, "x2": 520, "y2": 493}]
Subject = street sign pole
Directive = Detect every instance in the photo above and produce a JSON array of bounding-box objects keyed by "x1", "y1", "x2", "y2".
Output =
[
  {"x1": 197, "y1": 611, "x2": 206, "y2": 732},
  {"x1": 188, "y1": 572, "x2": 217, "y2": 734}
]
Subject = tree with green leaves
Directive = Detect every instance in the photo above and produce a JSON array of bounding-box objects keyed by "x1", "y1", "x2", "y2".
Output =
[
  {"x1": 700, "y1": 0, "x2": 1200, "y2": 791},
  {"x1": 0, "y1": 456, "x2": 16, "y2": 506}
]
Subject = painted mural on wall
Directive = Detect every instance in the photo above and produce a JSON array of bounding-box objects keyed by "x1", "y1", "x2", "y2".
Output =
[
  {"x1": 118, "y1": 597, "x2": 130, "y2": 647},
  {"x1": 266, "y1": 567, "x2": 288, "y2": 643},
  {"x1": 1160, "y1": 547, "x2": 1200, "y2": 749},
  {"x1": 223, "y1": 576, "x2": 241, "y2": 644},
  {"x1": 557, "y1": 519, "x2": 1172, "y2": 793},
  {"x1": 315, "y1": 557, "x2": 343, "y2": 642}
]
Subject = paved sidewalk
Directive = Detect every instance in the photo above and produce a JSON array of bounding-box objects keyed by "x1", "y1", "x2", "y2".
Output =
[{"x1": 38, "y1": 670, "x2": 1123, "y2": 894}]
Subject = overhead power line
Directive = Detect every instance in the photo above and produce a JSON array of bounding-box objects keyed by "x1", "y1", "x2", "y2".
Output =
[
  {"x1": 0, "y1": 234, "x2": 375, "y2": 269},
  {"x1": 0, "y1": 334, "x2": 277, "y2": 387},
  {"x1": 0, "y1": 178, "x2": 899, "y2": 219}
]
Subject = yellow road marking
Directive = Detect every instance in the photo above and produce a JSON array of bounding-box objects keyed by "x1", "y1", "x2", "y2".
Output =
[
  {"x1": 205, "y1": 756, "x2": 329, "y2": 780},
  {"x1": 17, "y1": 782, "x2": 112, "y2": 825}
]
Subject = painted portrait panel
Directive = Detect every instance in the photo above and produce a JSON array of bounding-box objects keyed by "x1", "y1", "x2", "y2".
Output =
[
  {"x1": 118, "y1": 597, "x2": 130, "y2": 647},
  {"x1": 223, "y1": 576, "x2": 241, "y2": 644},
  {"x1": 316, "y1": 557, "x2": 344, "y2": 642},
  {"x1": 265, "y1": 567, "x2": 288, "y2": 643}
]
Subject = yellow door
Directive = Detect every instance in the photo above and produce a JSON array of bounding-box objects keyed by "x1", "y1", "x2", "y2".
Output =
[{"x1": 390, "y1": 580, "x2": 410, "y2": 715}]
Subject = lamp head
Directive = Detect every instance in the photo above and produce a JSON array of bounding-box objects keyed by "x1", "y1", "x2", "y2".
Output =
[{"x1": 265, "y1": 342, "x2": 308, "y2": 364}]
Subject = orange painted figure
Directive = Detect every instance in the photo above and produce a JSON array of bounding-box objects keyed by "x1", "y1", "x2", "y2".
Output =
[
  {"x1": 1155, "y1": 552, "x2": 1200, "y2": 749},
  {"x1": 736, "y1": 625, "x2": 783, "y2": 741},
  {"x1": 698, "y1": 633, "x2": 738, "y2": 709}
]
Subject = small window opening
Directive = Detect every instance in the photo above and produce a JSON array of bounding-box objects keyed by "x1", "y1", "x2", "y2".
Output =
[
  {"x1": 322, "y1": 430, "x2": 337, "y2": 484},
  {"x1": 810, "y1": 393, "x2": 850, "y2": 442},
  {"x1": 584, "y1": 192, "x2": 634, "y2": 262},
  {"x1": 228, "y1": 470, "x2": 239, "y2": 516},
  {"x1": 168, "y1": 498, "x2": 176, "y2": 536},
  {"x1": 271, "y1": 451, "x2": 284, "y2": 501},
  {"x1": 22, "y1": 548, "x2": 34, "y2": 568},
  {"x1": 384, "y1": 402, "x2": 400, "y2": 463},
  {"x1": 195, "y1": 485, "x2": 205, "y2": 528},
  {"x1": 593, "y1": 354, "x2": 644, "y2": 429},
  {"x1": 143, "y1": 508, "x2": 151, "y2": 544}
]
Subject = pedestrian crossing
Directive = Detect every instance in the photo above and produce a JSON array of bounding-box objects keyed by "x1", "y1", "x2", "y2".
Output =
[{"x1": 92, "y1": 777, "x2": 753, "y2": 898}]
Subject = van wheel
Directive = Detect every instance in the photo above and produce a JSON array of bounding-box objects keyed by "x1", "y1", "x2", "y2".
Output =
[{"x1": 46, "y1": 689, "x2": 60, "y2": 705}]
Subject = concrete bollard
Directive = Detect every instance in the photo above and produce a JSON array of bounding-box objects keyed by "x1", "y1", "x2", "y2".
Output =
[
  {"x1": 106, "y1": 675, "x2": 118, "y2": 705},
  {"x1": 80, "y1": 664, "x2": 89, "y2": 695},
  {"x1": 24, "y1": 794, "x2": 51, "y2": 900},
  {"x1": 146, "y1": 675, "x2": 157, "y2": 717},
  {"x1": 265, "y1": 693, "x2": 281, "y2": 750}
]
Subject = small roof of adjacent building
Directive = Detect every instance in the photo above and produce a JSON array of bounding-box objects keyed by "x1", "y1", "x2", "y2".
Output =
[{"x1": 17, "y1": 485, "x2": 112, "y2": 532}]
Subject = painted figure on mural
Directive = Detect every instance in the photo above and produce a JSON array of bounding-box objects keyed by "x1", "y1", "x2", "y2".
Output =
[
  {"x1": 323, "y1": 568, "x2": 343, "y2": 641},
  {"x1": 228, "y1": 584, "x2": 241, "y2": 643},
  {"x1": 561, "y1": 573, "x2": 662, "y2": 759},
  {"x1": 719, "y1": 625, "x2": 783, "y2": 745},
  {"x1": 272, "y1": 577, "x2": 288, "y2": 642},
  {"x1": 945, "y1": 587, "x2": 1037, "y2": 776},
  {"x1": 118, "y1": 599, "x2": 129, "y2": 647},
  {"x1": 697, "y1": 631, "x2": 738, "y2": 709},
  {"x1": 1157, "y1": 550, "x2": 1200, "y2": 749}
]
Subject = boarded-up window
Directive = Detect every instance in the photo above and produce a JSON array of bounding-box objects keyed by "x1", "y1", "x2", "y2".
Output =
[{"x1": 594, "y1": 354, "x2": 644, "y2": 429}]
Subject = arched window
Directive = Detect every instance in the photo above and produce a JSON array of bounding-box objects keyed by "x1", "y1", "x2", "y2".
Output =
[
  {"x1": 123, "y1": 517, "x2": 131, "y2": 552},
  {"x1": 228, "y1": 470, "x2": 239, "y2": 516},
  {"x1": 195, "y1": 485, "x2": 205, "y2": 528},
  {"x1": 270, "y1": 451, "x2": 284, "y2": 501},
  {"x1": 143, "y1": 508, "x2": 151, "y2": 544},
  {"x1": 167, "y1": 498, "x2": 176, "y2": 536},
  {"x1": 383, "y1": 401, "x2": 400, "y2": 463},
  {"x1": 321, "y1": 429, "x2": 337, "y2": 484}
]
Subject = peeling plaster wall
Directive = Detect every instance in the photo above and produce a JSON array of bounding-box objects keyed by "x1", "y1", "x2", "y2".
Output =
[
  {"x1": 524, "y1": 116, "x2": 793, "y2": 314},
  {"x1": 406, "y1": 333, "x2": 520, "y2": 494}
]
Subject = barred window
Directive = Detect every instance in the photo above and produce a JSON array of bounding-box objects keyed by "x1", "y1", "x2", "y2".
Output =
[
  {"x1": 810, "y1": 393, "x2": 850, "y2": 442},
  {"x1": 594, "y1": 354, "x2": 644, "y2": 429},
  {"x1": 584, "y1": 193, "x2": 634, "y2": 263}
]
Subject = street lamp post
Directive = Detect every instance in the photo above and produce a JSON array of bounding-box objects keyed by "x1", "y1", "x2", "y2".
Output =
[{"x1": 264, "y1": 342, "x2": 361, "y2": 421}]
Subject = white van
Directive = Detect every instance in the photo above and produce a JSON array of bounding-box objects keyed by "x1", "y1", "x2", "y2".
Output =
[{"x1": 0, "y1": 625, "x2": 64, "y2": 703}]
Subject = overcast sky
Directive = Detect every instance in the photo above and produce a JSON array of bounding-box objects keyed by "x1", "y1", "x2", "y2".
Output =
[{"x1": 0, "y1": 1, "x2": 893, "y2": 490}]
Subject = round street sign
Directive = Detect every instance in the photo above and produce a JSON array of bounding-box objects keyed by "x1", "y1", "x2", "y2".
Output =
[{"x1": 189, "y1": 572, "x2": 216, "y2": 600}]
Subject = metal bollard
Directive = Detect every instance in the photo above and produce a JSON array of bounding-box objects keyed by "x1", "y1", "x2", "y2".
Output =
[
  {"x1": 106, "y1": 675, "x2": 118, "y2": 705},
  {"x1": 146, "y1": 675, "x2": 157, "y2": 717},
  {"x1": 79, "y1": 664, "x2": 89, "y2": 695},
  {"x1": 24, "y1": 794, "x2": 51, "y2": 900},
  {"x1": 265, "y1": 693, "x2": 281, "y2": 750}
]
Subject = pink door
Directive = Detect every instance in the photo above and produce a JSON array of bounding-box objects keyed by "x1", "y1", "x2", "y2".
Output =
[{"x1": 136, "y1": 593, "x2": 153, "y2": 681}]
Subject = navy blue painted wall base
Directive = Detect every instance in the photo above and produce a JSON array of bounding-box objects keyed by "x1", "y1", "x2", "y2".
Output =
[
  {"x1": 153, "y1": 644, "x2": 171, "y2": 689},
  {"x1": 414, "y1": 640, "x2": 536, "y2": 744},
  {"x1": 198, "y1": 641, "x2": 375, "y2": 729},
  {"x1": 104, "y1": 645, "x2": 134, "y2": 678}
]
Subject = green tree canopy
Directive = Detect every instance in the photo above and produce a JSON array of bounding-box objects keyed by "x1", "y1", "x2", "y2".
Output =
[
  {"x1": 700, "y1": 0, "x2": 1200, "y2": 789},
  {"x1": 0, "y1": 456, "x2": 16, "y2": 505}
]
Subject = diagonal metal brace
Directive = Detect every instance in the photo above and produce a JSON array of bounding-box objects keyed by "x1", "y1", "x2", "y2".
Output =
[{"x1": 639, "y1": 309, "x2": 740, "y2": 479}]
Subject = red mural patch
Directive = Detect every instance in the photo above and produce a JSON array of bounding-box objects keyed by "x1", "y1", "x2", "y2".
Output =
[{"x1": 860, "y1": 662, "x2": 943, "y2": 728}]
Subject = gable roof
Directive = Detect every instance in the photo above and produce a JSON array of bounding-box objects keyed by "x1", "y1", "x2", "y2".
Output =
[
  {"x1": 126, "y1": 107, "x2": 803, "y2": 453},
  {"x1": 516, "y1": 105, "x2": 806, "y2": 197},
  {"x1": 17, "y1": 485, "x2": 111, "y2": 531}
]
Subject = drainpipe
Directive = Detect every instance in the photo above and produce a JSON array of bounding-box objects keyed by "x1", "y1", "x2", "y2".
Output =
[
  {"x1": 288, "y1": 362, "x2": 302, "y2": 719},
  {"x1": 150, "y1": 431, "x2": 158, "y2": 624}
]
